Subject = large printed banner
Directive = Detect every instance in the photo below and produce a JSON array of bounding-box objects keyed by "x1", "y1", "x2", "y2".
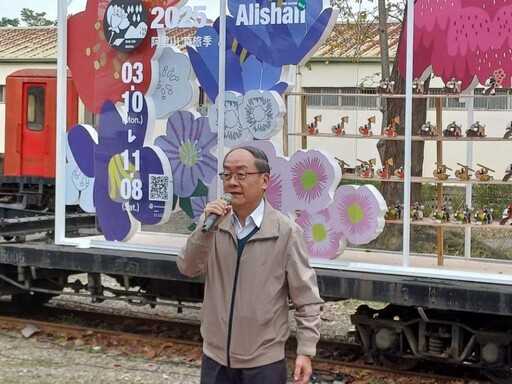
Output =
[
  {"x1": 64, "y1": 0, "x2": 387, "y2": 259},
  {"x1": 398, "y1": 0, "x2": 512, "y2": 93}
]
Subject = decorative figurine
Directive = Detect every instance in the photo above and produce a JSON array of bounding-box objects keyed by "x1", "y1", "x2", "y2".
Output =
[
  {"x1": 384, "y1": 115, "x2": 399, "y2": 138},
  {"x1": 376, "y1": 158, "x2": 393, "y2": 179},
  {"x1": 410, "y1": 202, "x2": 424, "y2": 220},
  {"x1": 455, "y1": 163, "x2": 473, "y2": 181},
  {"x1": 413, "y1": 78, "x2": 425, "y2": 94},
  {"x1": 433, "y1": 163, "x2": 452, "y2": 180},
  {"x1": 335, "y1": 157, "x2": 351, "y2": 175},
  {"x1": 454, "y1": 205, "x2": 473, "y2": 224},
  {"x1": 482, "y1": 75, "x2": 497, "y2": 96},
  {"x1": 432, "y1": 205, "x2": 451, "y2": 223},
  {"x1": 419, "y1": 121, "x2": 437, "y2": 137},
  {"x1": 379, "y1": 78, "x2": 395, "y2": 94},
  {"x1": 475, "y1": 164, "x2": 494, "y2": 181},
  {"x1": 475, "y1": 208, "x2": 494, "y2": 225},
  {"x1": 307, "y1": 115, "x2": 321, "y2": 135},
  {"x1": 385, "y1": 201, "x2": 402, "y2": 220},
  {"x1": 332, "y1": 116, "x2": 348, "y2": 136},
  {"x1": 358, "y1": 116, "x2": 375, "y2": 136},
  {"x1": 503, "y1": 121, "x2": 512, "y2": 139},
  {"x1": 466, "y1": 121, "x2": 486, "y2": 138},
  {"x1": 356, "y1": 158, "x2": 375, "y2": 178},
  {"x1": 444, "y1": 78, "x2": 462, "y2": 94},
  {"x1": 443, "y1": 121, "x2": 462, "y2": 138},
  {"x1": 503, "y1": 163, "x2": 512, "y2": 182},
  {"x1": 394, "y1": 166, "x2": 405, "y2": 179},
  {"x1": 500, "y1": 203, "x2": 512, "y2": 225}
]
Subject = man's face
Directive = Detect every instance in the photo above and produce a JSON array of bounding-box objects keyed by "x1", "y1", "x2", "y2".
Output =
[{"x1": 222, "y1": 149, "x2": 269, "y2": 210}]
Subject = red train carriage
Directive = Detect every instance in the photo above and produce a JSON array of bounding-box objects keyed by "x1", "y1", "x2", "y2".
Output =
[{"x1": 4, "y1": 69, "x2": 78, "y2": 178}]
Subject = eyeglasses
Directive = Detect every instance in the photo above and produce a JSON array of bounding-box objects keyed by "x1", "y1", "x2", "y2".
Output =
[{"x1": 218, "y1": 171, "x2": 264, "y2": 181}]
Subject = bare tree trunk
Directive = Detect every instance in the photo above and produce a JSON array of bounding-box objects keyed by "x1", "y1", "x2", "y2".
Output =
[
  {"x1": 378, "y1": 0, "x2": 390, "y2": 127},
  {"x1": 375, "y1": 3, "x2": 428, "y2": 242}
]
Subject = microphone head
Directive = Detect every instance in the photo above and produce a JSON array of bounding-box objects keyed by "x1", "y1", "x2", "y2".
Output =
[{"x1": 221, "y1": 192, "x2": 233, "y2": 204}]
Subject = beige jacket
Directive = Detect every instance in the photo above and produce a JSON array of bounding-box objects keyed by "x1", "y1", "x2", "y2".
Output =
[{"x1": 177, "y1": 200, "x2": 323, "y2": 368}]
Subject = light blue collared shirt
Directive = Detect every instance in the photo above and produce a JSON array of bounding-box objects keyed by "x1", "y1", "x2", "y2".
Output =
[{"x1": 232, "y1": 199, "x2": 265, "y2": 239}]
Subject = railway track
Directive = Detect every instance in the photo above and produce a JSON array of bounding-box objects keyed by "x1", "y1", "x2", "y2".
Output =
[{"x1": 0, "y1": 301, "x2": 491, "y2": 383}]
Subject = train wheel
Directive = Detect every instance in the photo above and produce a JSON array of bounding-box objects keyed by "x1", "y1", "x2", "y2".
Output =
[
  {"x1": 373, "y1": 304, "x2": 419, "y2": 371},
  {"x1": 2, "y1": 236, "x2": 13, "y2": 241}
]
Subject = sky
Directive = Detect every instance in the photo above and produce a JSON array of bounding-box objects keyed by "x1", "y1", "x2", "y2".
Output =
[
  {"x1": 0, "y1": 0, "x2": 336, "y2": 23},
  {"x1": 0, "y1": 0, "x2": 221, "y2": 22}
]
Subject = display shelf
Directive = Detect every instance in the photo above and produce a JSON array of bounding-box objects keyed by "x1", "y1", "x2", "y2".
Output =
[
  {"x1": 288, "y1": 132, "x2": 509, "y2": 142},
  {"x1": 342, "y1": 173, "x2": 512, "y2": 185},
  {"x1": 290, "y1": 92, "x2": 512, "y2": 266},
  {"x1": 385, "y1": 219, "x2": 512, "y2": 229}
]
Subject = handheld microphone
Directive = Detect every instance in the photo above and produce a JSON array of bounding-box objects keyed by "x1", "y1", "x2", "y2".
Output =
[{"x1": 201, "y1": 193, "x2": 233, "y2": 232}]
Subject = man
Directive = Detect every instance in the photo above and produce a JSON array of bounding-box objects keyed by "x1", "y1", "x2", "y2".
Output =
[{"x1": 178, "y1": 146, "x2": 323, "y2": 384}]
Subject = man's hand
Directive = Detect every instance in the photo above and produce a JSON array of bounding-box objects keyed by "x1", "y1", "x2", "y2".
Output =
[
  {"x1": 203, "y1": 197, "x2": 232, "y2": 227},
  {"x1": 293, "y1": 354, "x2": 313, "y2": 383}
]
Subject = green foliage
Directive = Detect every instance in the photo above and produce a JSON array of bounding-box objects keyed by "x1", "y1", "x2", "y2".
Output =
[
  {"x1": 0, "y1": 17, "x2": 20, "y2": 27},
  {"x1": 20, "y1": 8, "x2": 57, "y2": 27},
  {"x1": 419, "y1": 184, "x2": 512, "y2": 216},
  {"x1": 472, "y1": 184, "x2": 512, "y2": 212}
]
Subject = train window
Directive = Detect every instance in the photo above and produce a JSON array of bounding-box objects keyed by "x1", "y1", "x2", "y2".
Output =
[
  {"x1": 26, "y1": 85, "x2": 45, "y2": 131},
  {"x1": 0, "y1": 85, "x2": 5, "y2": 103}
]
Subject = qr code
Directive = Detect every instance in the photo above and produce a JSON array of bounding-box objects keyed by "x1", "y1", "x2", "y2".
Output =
[{"x1": 149, "y1": 174, "x2": 170, "y2": 201}]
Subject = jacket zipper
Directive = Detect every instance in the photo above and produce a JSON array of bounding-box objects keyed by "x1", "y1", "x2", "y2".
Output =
[{"x1": 226, "y1": 247, "x2": 243, "y2": 368}]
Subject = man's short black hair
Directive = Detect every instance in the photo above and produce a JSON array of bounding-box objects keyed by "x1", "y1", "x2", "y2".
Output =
[{"x1": 225, "y1": 145, "x2": 270, "y2": 174}]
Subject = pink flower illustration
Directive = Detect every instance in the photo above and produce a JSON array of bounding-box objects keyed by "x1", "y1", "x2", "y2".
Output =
[
  {"x1": 328, "y1": 185, "x2": 387, "y2": 245},
  {"x1": 287, "y1": 150, "x2": 340, "y2": 213},
  {"x1": 296, "y1": 208, "x2": 343, "y2": 260}
]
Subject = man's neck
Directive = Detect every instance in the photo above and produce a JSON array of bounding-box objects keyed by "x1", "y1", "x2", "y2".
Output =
[{"x1": 233, "y1": 199, "x2": 264, "y2": 227}]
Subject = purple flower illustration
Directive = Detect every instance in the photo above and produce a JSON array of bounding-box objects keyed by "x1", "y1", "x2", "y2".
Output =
[
  {"x1": 191, "y1": 196, "x2": 208, "y2": 222},
  {"x1": 287, "y1": 150, "x2": 340, "y2": 213},
  {"x1": 155, "y1": 111, "x2": 218, "y2": 198},
  {"x1": 296, "y1": 208, "x2": 343, "y2": 260},
  {"x1": 67, "y1": 95, "x2": 173, "y2": 241},
  {"x1": 328, "y1": 185, "x2": 387, "y2": 245}
]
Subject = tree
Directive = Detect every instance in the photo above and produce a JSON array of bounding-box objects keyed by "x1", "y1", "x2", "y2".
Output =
[
  {"x1": 0, "y1": 17, "x2": 20, "y2": 27},
  {"x1": 330, "y1": 0, "x2": 426, "y2": 203},
  {"x1": 20, "y1": 8, "x2": 57, "y2": 26}
]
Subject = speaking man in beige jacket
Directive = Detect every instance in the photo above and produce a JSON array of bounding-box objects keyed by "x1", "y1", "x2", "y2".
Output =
[{"x1": 178, "y1": 146, "x2": 323, "y2": 384}]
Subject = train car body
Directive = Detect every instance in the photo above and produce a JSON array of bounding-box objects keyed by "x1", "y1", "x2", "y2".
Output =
[
  {"x1": 0, "y1": 69, "x2": 80, "y2": 223},
  {"x1": 4, "y1": 69, "x2": 78, "y2": 178}
]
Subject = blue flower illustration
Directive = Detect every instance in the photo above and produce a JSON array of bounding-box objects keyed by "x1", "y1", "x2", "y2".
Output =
[
  {"x1": 67, "y1": 95, "x2": 173, "y2": 241},
  {"x1": 225, "y1": 0, "x2": 339, "y2": 67},
  {"x1": 188, "y1": 24, "x2": 291, "y2": 102}
]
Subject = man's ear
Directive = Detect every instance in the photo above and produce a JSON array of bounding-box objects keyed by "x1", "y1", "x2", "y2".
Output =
[{"x1": 262, "y1": 173, "x2": 270, "y2": 191}]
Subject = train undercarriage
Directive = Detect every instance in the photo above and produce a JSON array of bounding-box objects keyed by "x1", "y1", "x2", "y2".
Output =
[
  {"x1": 0, "y1": 263, "x2": 205, "y2": 313},
  {"x1": 0, "y1": 175, "x2": 96, "y2": 241},
  {"x1": 352, "y1": 303, "x2": 512, "y2": 383},
  {"x1": 0, "y1": 241, "x2": 511, "y2": 383}
]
